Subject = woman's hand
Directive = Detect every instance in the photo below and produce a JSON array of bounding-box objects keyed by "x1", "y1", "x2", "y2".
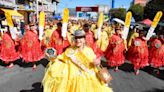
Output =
[{"x1": 93, "y1": 57, "x2": 101, "y2": 66}]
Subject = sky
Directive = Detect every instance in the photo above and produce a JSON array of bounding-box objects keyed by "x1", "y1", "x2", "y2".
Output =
[{"x1": 57, "y1": 0, "x2": 133, "y2": 13}]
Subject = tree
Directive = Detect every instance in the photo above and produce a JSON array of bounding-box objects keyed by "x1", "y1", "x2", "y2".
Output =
[
  {"x1": 128, "y1": 4, "x2": 144, "y2": 22},
  {"x1": 109, "y1": 8, "x2": 126, "y2": 20},
  {"x1": 144, "y1": 0, "x2": 164, "y2": 22}
]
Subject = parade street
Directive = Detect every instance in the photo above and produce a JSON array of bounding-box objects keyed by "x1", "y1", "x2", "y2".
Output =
[
  {"x1": 0, "y1": 59, "x2": 163, "y2": 92},
  {"x1": 0, "y1": 0, "x2": 164, "y2": 92}
]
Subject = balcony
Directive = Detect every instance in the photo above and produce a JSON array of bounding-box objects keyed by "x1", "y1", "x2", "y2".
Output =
[
  {"x1": 0, "y1": 0, "x2": 15, "y2": 8},
  {"x1": 38, "y1": 0, "x2": 52, "y2": 5},
  {"x1": 16, "y1": 4, "x2": 36, "y2": 11}
]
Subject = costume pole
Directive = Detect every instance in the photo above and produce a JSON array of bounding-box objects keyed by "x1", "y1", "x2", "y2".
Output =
[
  {"x1": 122, "y1": 11, "x2": 132, "y2": 40},
  {"x1": 62, "y1": 8, "x2": 69, "y2": 39},
  {"x1": 146, "y1": 11, "x2": 163, "y2": 40},
  {"x1": 39, "y1": 11, "x2": 45, "y2": 41},
  {"x1": 97, "y1": 12, "x2": 104, "y2": 39}
]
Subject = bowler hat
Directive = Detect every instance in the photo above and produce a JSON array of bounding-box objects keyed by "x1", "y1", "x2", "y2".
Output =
[
  {"x1": 29, "y1": 23, "x2": 35, "y2": 27},
  {"x1": 136, "y1": 25, "x2": 144, "y2": 30},
  {"x1": 74, "y1": 30, "x2": 86, "y2": 37}
]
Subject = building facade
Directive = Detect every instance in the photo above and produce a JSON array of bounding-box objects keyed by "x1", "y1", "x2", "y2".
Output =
[
  {"x1": 15, "y1": 0, "x2": 60, "y2": 24},
  {"x1": 0, "y1": 0, "x2": 16, "y2": 9},
  {"x1": 0, "y1": 0, "x2": 60, "y2": 34}
]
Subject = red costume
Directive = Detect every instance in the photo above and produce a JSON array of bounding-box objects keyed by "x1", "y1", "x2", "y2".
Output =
[
  {"x1": 105, "y1": 34, "x2": 125, "y2": 67},
  {"x1": 160, "y1": 45, "x2": 164, "y2": 66},
  {"x1": 127, "y1": 37, "x2": 149, "y2": 69},
  {"x1": 49, "y1": 29, "x2": 70, "y2": 55},
  {"x1": 85, "y1": 31, "x2": 103, "y2": 57},
  {"x1": 85, "y1": 31, "x2": 94, "y2": 47},
  {"x1": 0, "y1": 32, "x2": 20, "y2": 63},
  {"x1": 149, "y1": 39, "x2": 163, "y2": 68},
  {"x1": 20, "y1": 30, "x2": 44, "y2": 62}
]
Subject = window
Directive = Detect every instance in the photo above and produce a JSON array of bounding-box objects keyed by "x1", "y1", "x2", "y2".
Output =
[{"x1": 17, "y1": 0, "x2": 25, "y2": 4}]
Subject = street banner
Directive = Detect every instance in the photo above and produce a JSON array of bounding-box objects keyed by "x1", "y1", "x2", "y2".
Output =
[
  {"x1": 122, "y1": 11, "x2": 132, "y2": 40},
  {"x1": 62, "y1": 8, "x2": 69, "y2": 38},
  {"x1": 76, "y1": 7, "x2": 98, "y2": 12},
  {"x1": 97, "y1": 12, "x2": 104, "y2": 39},
  {"x1": 146, "y1": 11, "x2": 163, "y2": 40},
  {"x1": 39, "y1": 11, "x2": 45, "y2": 41}
]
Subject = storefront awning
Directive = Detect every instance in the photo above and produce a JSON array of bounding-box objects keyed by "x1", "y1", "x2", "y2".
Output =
[{"x1": 0, "y1": 8, "x2": 24, "y2": 19}]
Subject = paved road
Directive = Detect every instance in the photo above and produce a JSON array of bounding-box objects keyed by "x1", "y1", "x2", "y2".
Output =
[
  {"x1": 0, "y1": 59, "x2": 164, "y2": 92},
  {"x1": 109, "y1": 62, "x2": 164, "y2": 92}
]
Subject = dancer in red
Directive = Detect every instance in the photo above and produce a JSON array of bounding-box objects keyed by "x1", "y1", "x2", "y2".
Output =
[
  {"x1": 0, "y1": 27, "x2": 20, "y2": 68},
  {"x1": 149, "y1": 30, "x2": 164, "y2": 74},
  {"x1": 83, "y1": 23, "x2": 95, "y2": 48},
  {"x1": 149, "y1": 35, "x2": 162, "y2": 69},
  {"x1": 20, "y1": 23, "x2": 44, "y2": 69},
  {"x1": 49, "y1": 22, "x2": 70, "y2": 55},
  {"x1": 83, "y1": 23, "x2": 103, "y2": 58},
  {"x1": 160, "y1": 44, "x2": 164, "y2": 67},
  {"x1": 127, "y1": 27, "x2": 149, "y2": 75},
  {"x1": 105, "y1": 25, "x2": 125, "y2": 71}
]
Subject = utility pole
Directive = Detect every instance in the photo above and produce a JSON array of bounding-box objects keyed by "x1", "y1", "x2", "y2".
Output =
[
  {"x1": 36, "y1": 0, "x2": 39, "y2": 22},
  {"x1": 14, "y1": 0, "x2": 17, "y2": 10},
  {"x1": 42, "y1": 0, "x2": 43, "y2": 8},
  {"x1": 112, "y1": 0, "x2": 115, "y2": 8}
]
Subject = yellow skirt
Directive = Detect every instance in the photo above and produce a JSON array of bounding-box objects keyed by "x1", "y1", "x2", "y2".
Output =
[{"x1": 42, "y1": 60, "x2": 113, "y2": 92}]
